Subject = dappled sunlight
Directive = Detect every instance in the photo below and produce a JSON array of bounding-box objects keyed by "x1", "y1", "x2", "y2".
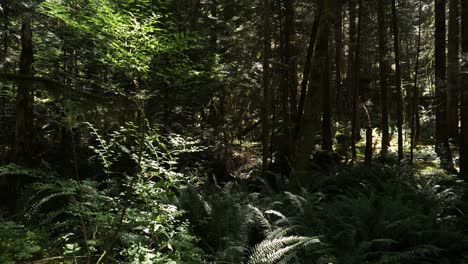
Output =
[{"x1": 1, "y1": 0, "x2": 468, "y2": 262}]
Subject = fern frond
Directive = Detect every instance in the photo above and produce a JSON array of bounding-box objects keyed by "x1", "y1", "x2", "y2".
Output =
[
  {"x1": 40, "y1": 208, "x2": 67, "y2": 225},
  {"x1": 248, "y1": 205, "x2": 271, "y2": 232},
  {"x1": 247, "y1": 235, "x2": 323, "y2": 264},
  {"x1": 283, "y1": 192, "x2": 306, "y2": 214},
  {"x1": 265, "y1": 210, "x2": 289, "y2": 226},
  {"x1": 26, "y1": 191, "x2": 71, "y2": 219},
  {"x1": 377, "y1": 245, "x2": 441, "y2": 264}
]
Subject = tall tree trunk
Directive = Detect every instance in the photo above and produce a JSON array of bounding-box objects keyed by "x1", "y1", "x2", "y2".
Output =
[
  {"x1": 346, "y1": 0, "x2": 356, "y2": 116},
  {"x1": 284, "y1": 0, "x2": 298, "y2": 160},
  {"x1": 322, "y1": 34, "x2": 333, "y2": 151},
  {"x1": 334, "y1": 0, "x2": 343, "y2": 120},
  {"x1": 285, "y1": 0, "x2": 297, "y2": 119},
  {"x1": 262, "y1": 0, "x2": 272, "y2": 172},
  {"x1": 447, "y1": 0, "x2": 460, "y2": 139},
  {"x1": 460, "y1": 0, "x2": 468, "y2": 179},
  {"x1": 377, "y1": 0, "x2": 389, "y2": 157},
  {"x1": 410, "y1": 0, "x2": 423, "y2": 165},
  {"x1": 210, "y1": 0, "x2": 231, "y2": 179},
  {"x1": 279, "y1": 0, "x2": 289, "y2": 129},
  {"x1": 297, "y1": 5, "x2": 321, "y2": 124},
  {"x1": 460, "y1": 0, "x2": 468, "y2": 230},
  {"x1": 351, "y1": 0, "x2": 362, "y2": 162},
  {"x1": 435, "y1": 0, "x2": 455, "y2": 172},
  {"x1": 14, "y1": 16, "x2": 34, "y2": 166},
  {"x1": 293, "y1": 0, "x2": 333, "y2": 189},
  {"x1": 1, "y1": 2, "x2": 9, "y2": 68},
  {"x1": 391, "y1": 0, "x2": 404, "y2": 161}
]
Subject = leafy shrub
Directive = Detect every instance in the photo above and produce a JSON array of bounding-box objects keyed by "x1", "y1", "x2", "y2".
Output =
[{"x1": 20, "y1": 122, "x2": 206, "y2": 263}]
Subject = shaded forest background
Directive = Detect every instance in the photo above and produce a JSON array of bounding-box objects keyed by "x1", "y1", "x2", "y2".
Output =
[{"x1": 1, "y1": 0, "x2": 468, "y2": 263}]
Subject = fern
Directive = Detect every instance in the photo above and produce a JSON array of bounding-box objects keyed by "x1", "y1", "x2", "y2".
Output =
[
  {"x1": 181, "y1": 163, "x2": 463, "y2": 263},
  {"x1": 0, "y1": 164, "x2": 50, "y2": 177},
  {"x1": 377, "y1": 245, "x2": 441, "y2": 264},
  {"x1": 248, "y1": 235, "x2": 324, "y2": 264},
  {"x1": 248, "y1": 205, "x2": 272, "y2": 232}
]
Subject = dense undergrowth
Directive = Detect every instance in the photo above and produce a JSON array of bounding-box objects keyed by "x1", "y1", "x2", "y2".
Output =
[{"x1": 0, "y1": 124, "x2": 467, "y2": 263}]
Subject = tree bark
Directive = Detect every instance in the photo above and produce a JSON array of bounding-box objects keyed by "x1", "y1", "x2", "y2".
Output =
[
  {"x1": 410, "y1": 0, "x2": 423, "y2": 164},
  {"x1": 334, "y1": 0, "x2": 343, "y2": 120},
  {"x1": 262, "y1": 0, "x2": 272, "y2": 172},
  {"x1": 1, "y1": 1, "x2": 9, "y2": 68},
  {"x1": 460, "y1": 0, "x2": 468, "y2": 179},
  {"x1": 460, "y1": 0, "x2": 468, "y2": 228},
  {"x1": 346, "y1": 0, "x2": 356, "y2": 116},
  {"x1": 279, "y1": 0, "x2": 289, "y2": 130},
  {"x1": 391, "y1": 0, "x2": 404, "y2": 162},
  {"x1": 364, "y1": 123, "x2": 372, "y2": 164},
  {"x1": 322, "y1": 34, "x2": 333, "y2": 151},
  {"x1": 297, "y1": 5, "x2": 321, "y2": 125},
  {"x1": 284, "y1": 0, "x2": 297, "y2": 119},
  {"x1": 14, "y1": 16, "x2": 34, "y2": 166},
  {"x1": 447, "y1": 0, "x2": 460, "y2": 139},
  {"x1": 284, "y1": 0, "x2": 298, "y2": 160},
  {"x1": 435, "y1": 0, "x2": 455, "y2": 172},
  {"x1": 351, "y1": 0, "x2": 362, "y2": 162},
  {"x1": 292, "y1": 0, "x2": 333, "y2": 189},
  {"x1": 377, "y1": 0, "x2": 389, "y2": 157}
]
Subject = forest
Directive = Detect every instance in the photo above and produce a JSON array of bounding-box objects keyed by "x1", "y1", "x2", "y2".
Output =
[{"x1": 1, "y1": 0, "x2": 468, "y2": 263}]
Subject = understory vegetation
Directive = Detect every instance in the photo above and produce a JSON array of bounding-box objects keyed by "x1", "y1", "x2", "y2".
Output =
[
  {"x1": 1, "y1": 131, "x2": 467, "y2": 263},
  {"x1": 2, "y1": 0, "x2": 468, "y2": 263}
]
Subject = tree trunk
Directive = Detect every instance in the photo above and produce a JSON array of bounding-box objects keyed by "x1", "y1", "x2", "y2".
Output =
[
  {"x1": 322, "y1": 34, "x2": 333, "y2": 151},
  {"x1": 292, "y1": 0, "x2": 333, "y2": 189},
  {"x1": 1, "y1": 2, "x2": 9, "y2": 67},
  {"x1": 364, "y1": 125, "x2": 372, "y2": 164},
  {"x1": 346, "y1": 0, "x2": 356, "y2": 116},
  {"x1": 285, "y1": 0, "x2": 297, "y2": 119},
  {"x1": 334, "y1": 0, "x2": 344, "y2": 120},
  {"x1": 460, "y1": 0, "x2": 468, "y2": 179},
  {"x1": 377, "y1": 0, "x2": 389, "y2": 157},
  {"x1": 262, "y1": 0, "x2": 272, "y2": 172},
  {"x1": 351, "y1": 0, "x2": 362, "y2": 162},
  {"x1": 297, "y1": 5, "x2": 321, "y2": 125},
  {"x1": 279, "y1": 0, "x2": 289, "y2": 131},
  {"x1": 410, "y1": 0, "x2": 423, "y2": 165},
  {"x1": 435, "y1": 0, "x2": 455, "y2": 172},
  {"x1": 460, "y1": 0, "x2": 468, "y2": 229},
  {"x1": 284, "y1": 0, "x2": 298, "y2": 160},
  {"x1": 14, "y1": 16, "x2": 34, "y2": 166},
  {"x1": 391, "y1": 0, "x2": 404, "y2": 162},
  {"x1": 447, "y1": 0, "x2": 460, "y2": 140}
]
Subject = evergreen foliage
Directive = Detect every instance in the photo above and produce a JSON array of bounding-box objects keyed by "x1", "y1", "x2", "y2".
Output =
[{"x1": 1, "y1": 0, "x2": 468, "y2": 263}]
